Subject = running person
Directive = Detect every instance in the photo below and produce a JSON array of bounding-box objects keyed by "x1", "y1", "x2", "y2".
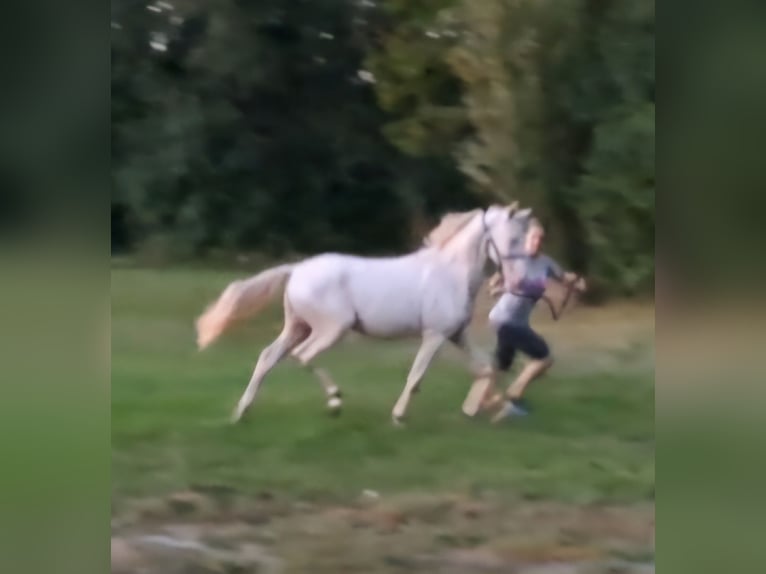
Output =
[{"x1": 487, "y1": 218, "x2": 586, "y2": 422}]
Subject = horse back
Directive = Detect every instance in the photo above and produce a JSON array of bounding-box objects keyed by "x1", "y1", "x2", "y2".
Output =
[{"x1": 287, "y1": 252, "x2": 465, "y2": 337}]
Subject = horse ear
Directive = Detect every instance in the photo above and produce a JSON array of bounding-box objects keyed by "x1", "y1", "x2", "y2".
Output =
[
  {"x1": 507, "y1": 201, "x2": 519, "y2": 216},
  {"x1": 515, "y1": 207, "x2": 532, "y2": 219}
]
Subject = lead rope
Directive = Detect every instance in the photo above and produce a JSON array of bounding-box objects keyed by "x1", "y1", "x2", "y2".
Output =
[
  {"x1": 543, "y1": 274, "x2": 580, "y2": 321},
  {"x1": 508, "y1": 280, "x2": 579, "y2": 321}
]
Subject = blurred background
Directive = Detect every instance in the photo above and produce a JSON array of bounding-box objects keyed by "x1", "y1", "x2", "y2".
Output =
[
  {"x1": 111, "y1": 0, "x2": 654, "y2": 299},
  {"x1": 110, "y1": 2, "x2": 655, "y2": 573}
]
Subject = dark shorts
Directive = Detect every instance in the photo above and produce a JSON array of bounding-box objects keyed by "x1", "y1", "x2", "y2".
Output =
[{"x1": 494, "y1": 323, "x2": 550, "y2": 371}]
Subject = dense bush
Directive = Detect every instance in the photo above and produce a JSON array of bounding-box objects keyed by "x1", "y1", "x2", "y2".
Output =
[{"x1": 112, "y1": 0, "x2": 655, "y2": 296}]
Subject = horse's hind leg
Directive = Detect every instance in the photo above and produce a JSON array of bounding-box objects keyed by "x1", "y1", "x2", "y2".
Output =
[
  {"x1": 291, "y1": 322, "x2": 348, "y2": 414},
  {"x1": 309, "y1": 366, "x2": 343, "y2": 414},
  {"x1": 232, "y1": 318, "x2": 308, "y2": 423}
]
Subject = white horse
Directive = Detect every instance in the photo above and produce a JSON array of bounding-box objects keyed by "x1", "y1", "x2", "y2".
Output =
[{"x1": 195, "y1": 203, "x2": 533, "y2": 424}]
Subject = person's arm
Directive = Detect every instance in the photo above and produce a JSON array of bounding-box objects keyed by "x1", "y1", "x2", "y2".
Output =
[{"x1": 545, "y1": 256, "x2": 586, "y2": 292}]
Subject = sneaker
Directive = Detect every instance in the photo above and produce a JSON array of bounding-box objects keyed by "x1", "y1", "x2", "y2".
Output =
[
  {"x1": 491, "y1": 399, "x2": 529, "y2": 423},
  {"x1": 512, "y1": 397, "x2": 532, "y2": 413}
]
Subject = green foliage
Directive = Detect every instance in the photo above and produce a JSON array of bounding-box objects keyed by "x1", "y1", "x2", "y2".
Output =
[
  {"x1": 111, "y1": 0, "x2": 655, "y2": 297},
  {"x1": 366, "y1": 1, "x2": 467, "y2": 157},
  {"x1": 112, "y1": 0, "x2": 465, "y2": 258},
  {"x1": 569, "y1": 103, "x2": 655, "y2": 294},
  {"x1": 370, "y1": 0, "x2": 655, "y2": 295},
  {"x1": 542, "y1": 0, "x2": 655, "y2": 294}
]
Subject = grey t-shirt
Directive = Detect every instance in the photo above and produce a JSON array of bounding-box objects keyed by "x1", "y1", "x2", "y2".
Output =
[{"x1": 488, "y1": 254, "x2": 564, "y2": 328}]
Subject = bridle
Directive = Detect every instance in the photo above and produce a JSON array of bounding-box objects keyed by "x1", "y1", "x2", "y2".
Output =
[{"x1": 481, "y1": 210, "x2": 580, "y2": 321}]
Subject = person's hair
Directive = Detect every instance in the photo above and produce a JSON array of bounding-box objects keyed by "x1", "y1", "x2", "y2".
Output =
[{"x1": 529, "y1": 217, "x2": 544, "y2": 232}]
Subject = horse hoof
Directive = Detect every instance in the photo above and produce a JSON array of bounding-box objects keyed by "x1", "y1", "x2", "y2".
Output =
[
  {"x1": 327, "y1": 396, "x2": 342, "y2": 416},
  {"x1": 231, "y1": 406, "x2": 246, "y2": 424},
  {"x1": 391, "y1": 415, "x2": 406, "y2": 427}
]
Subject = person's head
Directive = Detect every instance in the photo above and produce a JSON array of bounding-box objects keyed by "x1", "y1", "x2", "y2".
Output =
[{"x1": 524, "y1": 218, "x2": 545, "y2": 255}]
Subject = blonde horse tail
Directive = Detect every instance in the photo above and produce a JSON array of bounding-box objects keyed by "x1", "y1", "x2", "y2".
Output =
[{"x1": 195, "y1": 263, "x2": 296, "y2": 350}]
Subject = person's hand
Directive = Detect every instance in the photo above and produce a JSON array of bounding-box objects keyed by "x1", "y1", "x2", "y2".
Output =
[
  {"x1": 562, "y1": 272, "x2": 586, "y2": 293},
  {"x1": 488, "y1": 273, "x2": 504, "y2": 296}
]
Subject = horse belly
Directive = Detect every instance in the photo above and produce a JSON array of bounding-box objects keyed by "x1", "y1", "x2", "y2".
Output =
[
  {"x1": 348, "y1": 269, "x2": 424, "y2": 337},
  {"x1": 420, "y1": 283, "x2": 473, "y2": 335},
  {"x1": 352, "y1": 301, "x2": 422, "y2": 338}
]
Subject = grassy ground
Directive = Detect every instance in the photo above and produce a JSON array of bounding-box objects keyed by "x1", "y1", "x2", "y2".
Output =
[{"x1": 111, "y1": 267, "x2": 655, "y2": 572}]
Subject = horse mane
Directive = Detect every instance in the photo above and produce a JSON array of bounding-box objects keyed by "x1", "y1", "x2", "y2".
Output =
[{"x1": 424, "y1": 209, "x2": 482, "y2": 249}]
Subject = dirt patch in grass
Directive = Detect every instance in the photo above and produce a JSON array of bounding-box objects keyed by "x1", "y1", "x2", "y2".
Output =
[{"x1": 113, "y1": 489, "x2": 654, "y2": 574}]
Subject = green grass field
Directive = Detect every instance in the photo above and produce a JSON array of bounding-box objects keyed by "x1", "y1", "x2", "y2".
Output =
[
  {"x1": 112, "y1": 267, "x2": 654, "y2": 506},
  {"x1": 112, "y1": 267, "x2": 655, "y2": 572}
]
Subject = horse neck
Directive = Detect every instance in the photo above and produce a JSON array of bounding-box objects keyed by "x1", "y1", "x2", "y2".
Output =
[{"x1": 438, "y1": 216, "x2": 488, "y2": 299}]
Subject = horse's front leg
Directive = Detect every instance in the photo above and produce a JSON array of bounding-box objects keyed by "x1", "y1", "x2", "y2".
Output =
[
  {"x1": 450, "y1": 331, "x2": 498, "y2": 417},
  {"x1": 392, "y1": 331, "x2": 446, "y2": 425}
]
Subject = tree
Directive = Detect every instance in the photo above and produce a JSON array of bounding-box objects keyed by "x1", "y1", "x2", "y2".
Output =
[
  {"x1": 369, "y1": 0, "x2": 655, "y2": 295},
  {"x1": 111, "y1": 0, "x2": 467, "y2": 259}
]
